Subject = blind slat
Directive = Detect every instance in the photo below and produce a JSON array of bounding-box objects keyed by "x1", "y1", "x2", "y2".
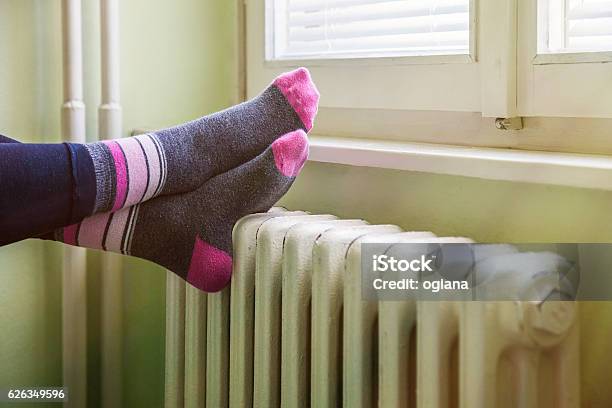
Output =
[
  {"x1": 283, "y1": 32, "x2": 469, "y2": 57},
  {"x1": 289, "y1": 14, "x2": 469, "y2": 42},
  {"x1": 568, "y1": 35, "x2": 612, "y2": 50},
  {"x1": 567, "y1": 4, "x2": 612, "y2": 20},
  {"x1": 288, "y1": 1, "x2": 468, "y2": 26},
  {"x1": 568, "y1": 18, "x2": 612, "y2": 37},
  {"x1": 289, "y1": 0, "x2": 405, "y2": 13},
  {"x1": 567, "y1": 0, "x2": 612, "y2": 17}
]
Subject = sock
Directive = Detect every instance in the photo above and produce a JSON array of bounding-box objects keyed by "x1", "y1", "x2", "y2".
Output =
[
  {"x1": 84, "y1": 68, "x2": 318, "y2": 215},
  {"x1": 51, "y1": 130, "x2": 309, "y2": 292}
]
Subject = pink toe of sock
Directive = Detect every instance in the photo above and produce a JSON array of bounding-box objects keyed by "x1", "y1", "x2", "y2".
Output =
[
  {"x1": 273, "y1": 67, "x2": 320, "y2": 131},
  {"x1": 187, "y1": 237, "x2": 232, "y2": 292},
  {"x1": 272, "y1": 130, "x2": 309, "y2": 177}
]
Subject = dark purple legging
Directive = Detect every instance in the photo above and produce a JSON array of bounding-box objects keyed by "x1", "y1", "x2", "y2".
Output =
[
  {"x1": 0, "y1": 133, "x2": 17, "y2": 143},
  {"x1": 0, "y1": 133, "x2": 96, "y2": 246}
]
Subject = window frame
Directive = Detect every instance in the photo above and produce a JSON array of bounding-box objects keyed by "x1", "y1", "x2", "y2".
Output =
[
  {"x1": 518, "y1": 0, "x2": 612, "y2": 118},
  {"x1": 246, "y1": 0, "x2": 612, "y2": 160}
]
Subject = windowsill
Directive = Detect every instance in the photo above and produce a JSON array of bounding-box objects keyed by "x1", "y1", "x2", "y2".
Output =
[{"x1": 308, "y1": 135, "x2": 612, "y2": 191}]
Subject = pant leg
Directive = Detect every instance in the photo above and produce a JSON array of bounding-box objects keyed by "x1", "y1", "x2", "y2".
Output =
[
  {"x1": 0, "y1": 142, "x2": 97, "y2": 246},
  {"x1": 0, "y1": 133, "x2": 20, "y2": 143}
]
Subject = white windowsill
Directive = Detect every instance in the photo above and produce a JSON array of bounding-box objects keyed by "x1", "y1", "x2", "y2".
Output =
[{"x1": 308, "y1": 135, "x2": 612, "y2": 191}]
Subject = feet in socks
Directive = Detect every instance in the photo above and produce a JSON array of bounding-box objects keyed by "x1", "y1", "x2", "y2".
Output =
[
  {"x1": 53, "y1": 130, "x2": 309, "y2": 292},
  {"x1": 84, "y1": 68, "x2": 318, "y2": 214}
]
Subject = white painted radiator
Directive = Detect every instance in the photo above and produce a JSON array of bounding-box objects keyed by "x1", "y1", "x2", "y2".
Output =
[{"x1": 164, "y1": 208, "x2": 580, "y2": 408}]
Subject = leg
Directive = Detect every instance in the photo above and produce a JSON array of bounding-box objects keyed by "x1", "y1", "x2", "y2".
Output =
[
  {"x1": 0, "y1": 142, "x2": 97, "y2": 245},
  {"x1": 0, "y1": 133, "x2": 19, "y2": 143},
  {"x1": 0, "y1": 68, "x2": 318, "y2": 246}
]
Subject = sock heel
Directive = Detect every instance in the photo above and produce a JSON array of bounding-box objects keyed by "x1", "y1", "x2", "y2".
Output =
[{"x1": 187, "y1": 236, "x2": 233, "y2": 292}]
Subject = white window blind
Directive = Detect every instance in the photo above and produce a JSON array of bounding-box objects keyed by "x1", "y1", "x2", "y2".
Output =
[
  {"x1": 539, "y1": 0, "x2": 612, "y2": 53},
  {"x1": 267, "y1": 0, "x2": 471, "y2": 60}
]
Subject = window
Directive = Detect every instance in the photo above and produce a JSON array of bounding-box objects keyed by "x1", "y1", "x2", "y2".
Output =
[
  {"x1": 249, "y1": 0, "x2": 511, "y2": 117},
  {"x1": 247, "y1": 0, "x2": 612, "y2": 155},
  {"x1": 267, "y1": 0, "x2": 471, "y2": 60},
  {"x1": 538, "y1": 0, "x2": 612, "y2": 54}
]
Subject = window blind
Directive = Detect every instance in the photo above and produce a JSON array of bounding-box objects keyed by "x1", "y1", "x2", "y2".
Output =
[
  {"x1": 566, "y1": 0, "x2": 612, "y2": 52},
  {"x1": 540, "y1": 0, "x2": 612, "y2": 53},
  {"x1": 268, "y1": 0, "x2": 471, "y2": 60}
]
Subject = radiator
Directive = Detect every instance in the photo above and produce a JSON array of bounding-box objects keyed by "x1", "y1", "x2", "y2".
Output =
[{"x1": 164, "y1": 208, "x2": 580, "y2": 408}]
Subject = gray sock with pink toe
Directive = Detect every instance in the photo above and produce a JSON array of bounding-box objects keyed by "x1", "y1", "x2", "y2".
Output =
[{"x1": 53, "y1": 130, "x2": 310, "y2": 292}]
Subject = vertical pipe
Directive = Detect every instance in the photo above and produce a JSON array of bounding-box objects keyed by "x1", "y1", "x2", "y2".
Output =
[
  {"x1": 417, "y1": 302, "x2": 458, "y2": 408},
  {"x1": 343, "y1": 237, "x2": 379, "y2": 408},
  {"x1": 184, "y1": 286, "x2": 207, "y2": 408},
  {"x1": 460, "y1": 302, "x2": 501, "y2": 408},
  {"x1": 98, "y1": 0, "x2": 123, "y2": 407},
  {"x1": 511, "y1": 349, "x2": 541, "y2": 408},
  {"x1": 553, "y1": 321, "x2": 581, "y2": 408},
  {"x1": 165, "y1": 273, "x2": 186, "y2": 408},
  {"x1": 101, "y1": 253, "x2": 123, "y2": 408},
  {"x1": 99, "y1": 0, "x2": 121, "y2": 138},
  {"x1": 61, "y1": 0, "x2": 87, "y2": 407},
  {"x1": 205, "y1": 289, "x2": 231, "y2": 407},
  {"x1": 379, "y1": 300, "x2": 416, "y2": 408}
]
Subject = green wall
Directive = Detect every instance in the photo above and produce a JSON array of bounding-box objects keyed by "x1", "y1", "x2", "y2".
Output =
[
  {"x1": 0, "y1": 2, "x2": 64, "y2": 407},
  {"x1": 0, "y1": 0, "x2": 235, "y2": 407},
  {"x1": 281, "y1": 162, "x2": 612, "y2": 243}
]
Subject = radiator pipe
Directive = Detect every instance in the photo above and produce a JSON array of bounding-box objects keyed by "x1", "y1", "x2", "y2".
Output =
[
  {"x1": 61, "y1": 0, "x2": 87, "y2": 406},
  {"x1": 99, "y1": 0, "x2": 123, "y2": 407}
]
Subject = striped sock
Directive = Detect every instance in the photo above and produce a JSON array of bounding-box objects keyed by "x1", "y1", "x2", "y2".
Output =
[
  {"x1": 85, "y1": 134, "x2": 168, "y2": 213},
  {"x1": 85, "y1": 67, "x2": 318, "y2": 214},
  {"x1": 53, "y1": 130, "x2": 309, "y2": 292}
]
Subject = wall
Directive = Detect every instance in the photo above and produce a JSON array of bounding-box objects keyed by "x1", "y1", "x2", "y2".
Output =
[
  {"x1": 281, "y1": 161, "x2": 612, "y2": 407},
  {"x1": 0, "y1": 0, "x2": 235, "y2": 407},
  {"x1": 0, "y1": 2, "x2": 64, "y2": 407}
]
